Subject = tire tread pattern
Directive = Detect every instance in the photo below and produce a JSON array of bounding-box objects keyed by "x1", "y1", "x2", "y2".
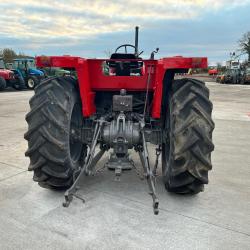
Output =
[
  {"x1": 24, "y1": 76, "x2": 85, "y2": 189},
  {"x1": 164, "y1": 78, "x2": 215, "y2": 194}
]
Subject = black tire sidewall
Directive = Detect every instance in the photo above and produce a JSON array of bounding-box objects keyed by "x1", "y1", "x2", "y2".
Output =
[
  {"x1": 0, "y1": 77, "x2": 7, "y2": 90},
  {"x1": 161, "y1": 78, "x2": 214, "y2": 194},
  {"x1": 162, "y1": 88, "x2": 174, "y2": 188},
  {"x1": 25, "y1": 77, "x2": 87, "y2": 188},
  {"x1": 66, "y1": 88, "x2": 84, "y2": 169}
]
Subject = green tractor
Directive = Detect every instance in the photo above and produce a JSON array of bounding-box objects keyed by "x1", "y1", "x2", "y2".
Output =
[{"x1": 39, "y1": 67, "x2": 71, "y2": 77}]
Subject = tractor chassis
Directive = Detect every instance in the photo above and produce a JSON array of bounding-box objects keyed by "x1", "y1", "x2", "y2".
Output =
[
  {"x1": 63, "y1": 114, "x2": 161, "y2": 215},
  {"x1": 24, "y1": 27, "x2": 214, "y2": 217}
]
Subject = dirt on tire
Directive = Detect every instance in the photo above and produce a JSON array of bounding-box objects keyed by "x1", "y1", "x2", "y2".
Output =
[
  {"x1": 24, "y1": 76, "x2": 87, "y2": 189},
  {"x1": 162, "y1": 78, "x2": 215, "y2": 194}
]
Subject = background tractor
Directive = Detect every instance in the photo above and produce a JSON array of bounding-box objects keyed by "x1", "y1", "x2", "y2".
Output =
[
  {"x1": 222, "y1": 68, "x2": 243, "y2": 84},
  {"x1": 0, "y1": 57, "x2": 25, "y2": 90},
  {"x1": 241, "y1": 66, "x2": 250, "y2": 84},
  {"x1": 24, "y1": 27, "x2": 214, "y2": 214},
  {"x1": 12, "y1": 58, "x2": 45, "y2": 89},
  {"x1": 39, "y1": 66, "x2": 71, "y2": 77}
]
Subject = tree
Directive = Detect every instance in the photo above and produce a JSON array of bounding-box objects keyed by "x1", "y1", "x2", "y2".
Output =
[
  {"x1": 239, "y1": 32, "x2": 250, "y2": 61},
  {"x1": 0, "y1": 48, "x2": 17, "y2": 63},
  {"x1": 0, "y1": 48, "x2": 33, "y2": 63}
]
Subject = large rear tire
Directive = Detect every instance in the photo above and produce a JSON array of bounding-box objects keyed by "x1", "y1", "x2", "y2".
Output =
[
  {"x1": 24, "y1": 77, "x2": 87, "y2": 189},
  {"x1": 162, "y1": 78, "x2": 214, "y2": 194}
]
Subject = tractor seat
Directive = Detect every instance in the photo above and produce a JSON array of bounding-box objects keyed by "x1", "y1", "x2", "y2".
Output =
[{"x1": 108, "y1": 53, "x2": 143, "y2": 76}]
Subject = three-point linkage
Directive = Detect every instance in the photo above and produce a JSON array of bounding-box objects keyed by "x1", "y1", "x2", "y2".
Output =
[
  {"x1": 137, "y1": 120, "x2": 160, "y2": 215},
  {"x1": 63, "y1": 117, "x2": 106, "y2": 207},
  {"x1": 63, "y1": 116, "x2": 161, "y2": 214}
]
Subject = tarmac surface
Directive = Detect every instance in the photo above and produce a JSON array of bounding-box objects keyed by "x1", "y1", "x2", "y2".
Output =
[{"x1": 0, "y1": 82, "x2": 250, "y2": 250}]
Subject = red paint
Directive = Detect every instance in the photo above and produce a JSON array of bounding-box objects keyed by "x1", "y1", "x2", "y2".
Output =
[
  {"x1": 0, "y1": 69, "x2": 14, "y2": 80},
  {"x1": 208, "y1": 68, "x2": 218, "y2": 75},
  {"x1": 36, "y1": 56, "x2": 207, "y2": 118}
]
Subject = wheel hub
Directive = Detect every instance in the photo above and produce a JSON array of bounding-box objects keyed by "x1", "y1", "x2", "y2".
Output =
[{"x1": 27, "y1": 79, "x2": 35, "y2": 88}]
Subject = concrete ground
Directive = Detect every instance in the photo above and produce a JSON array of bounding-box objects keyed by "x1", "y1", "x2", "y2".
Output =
[{"x1": 0, "y1": 82, "x2": 250, "y2": 250}]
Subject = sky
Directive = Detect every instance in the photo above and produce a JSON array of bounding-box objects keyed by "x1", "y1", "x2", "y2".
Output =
[{"x1": 0, "y1": 0, "x2": 250, "y2": 65}]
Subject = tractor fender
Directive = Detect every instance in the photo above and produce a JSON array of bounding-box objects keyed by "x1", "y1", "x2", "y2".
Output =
[
  {"x1": 152, "y1": 68, "x2": 189, "y2": 119},
  {"x1": 0, "y1": 69, "x2": 13, "y2": 80}
]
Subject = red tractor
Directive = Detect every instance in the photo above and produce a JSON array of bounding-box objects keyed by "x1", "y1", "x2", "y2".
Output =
[
  {"x1": 0, "y1": 57, "x2": 25, "y2": 91},
  {"x1": 25, "y1": 27, "x2": 214, "y2": 214},
  {"x1": 0, "y1": 58, "x2": 16, "y2": 90},
  {"x1": 208, "y1": 68, "x2": 218, "y2": 75}
]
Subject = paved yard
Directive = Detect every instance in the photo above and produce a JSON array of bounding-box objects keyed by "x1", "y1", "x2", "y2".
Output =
[{"x1": 0, "y1": 82, "x2": 250, "y2": 250}]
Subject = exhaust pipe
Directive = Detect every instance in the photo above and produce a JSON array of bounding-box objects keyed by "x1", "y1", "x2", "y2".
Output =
[{"x1": 135, "y1": 26, "x2": 139, "y2": 57}]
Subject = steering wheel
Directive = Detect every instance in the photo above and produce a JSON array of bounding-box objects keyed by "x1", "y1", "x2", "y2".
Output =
[{"x1": 115, "y1": 44, "x2": 137, "y2": 54}]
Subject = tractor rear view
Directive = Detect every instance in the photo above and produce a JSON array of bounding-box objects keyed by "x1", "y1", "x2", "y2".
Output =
[{"x1": 24, "y1": 27, "x2": 214, "y2": 214}]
